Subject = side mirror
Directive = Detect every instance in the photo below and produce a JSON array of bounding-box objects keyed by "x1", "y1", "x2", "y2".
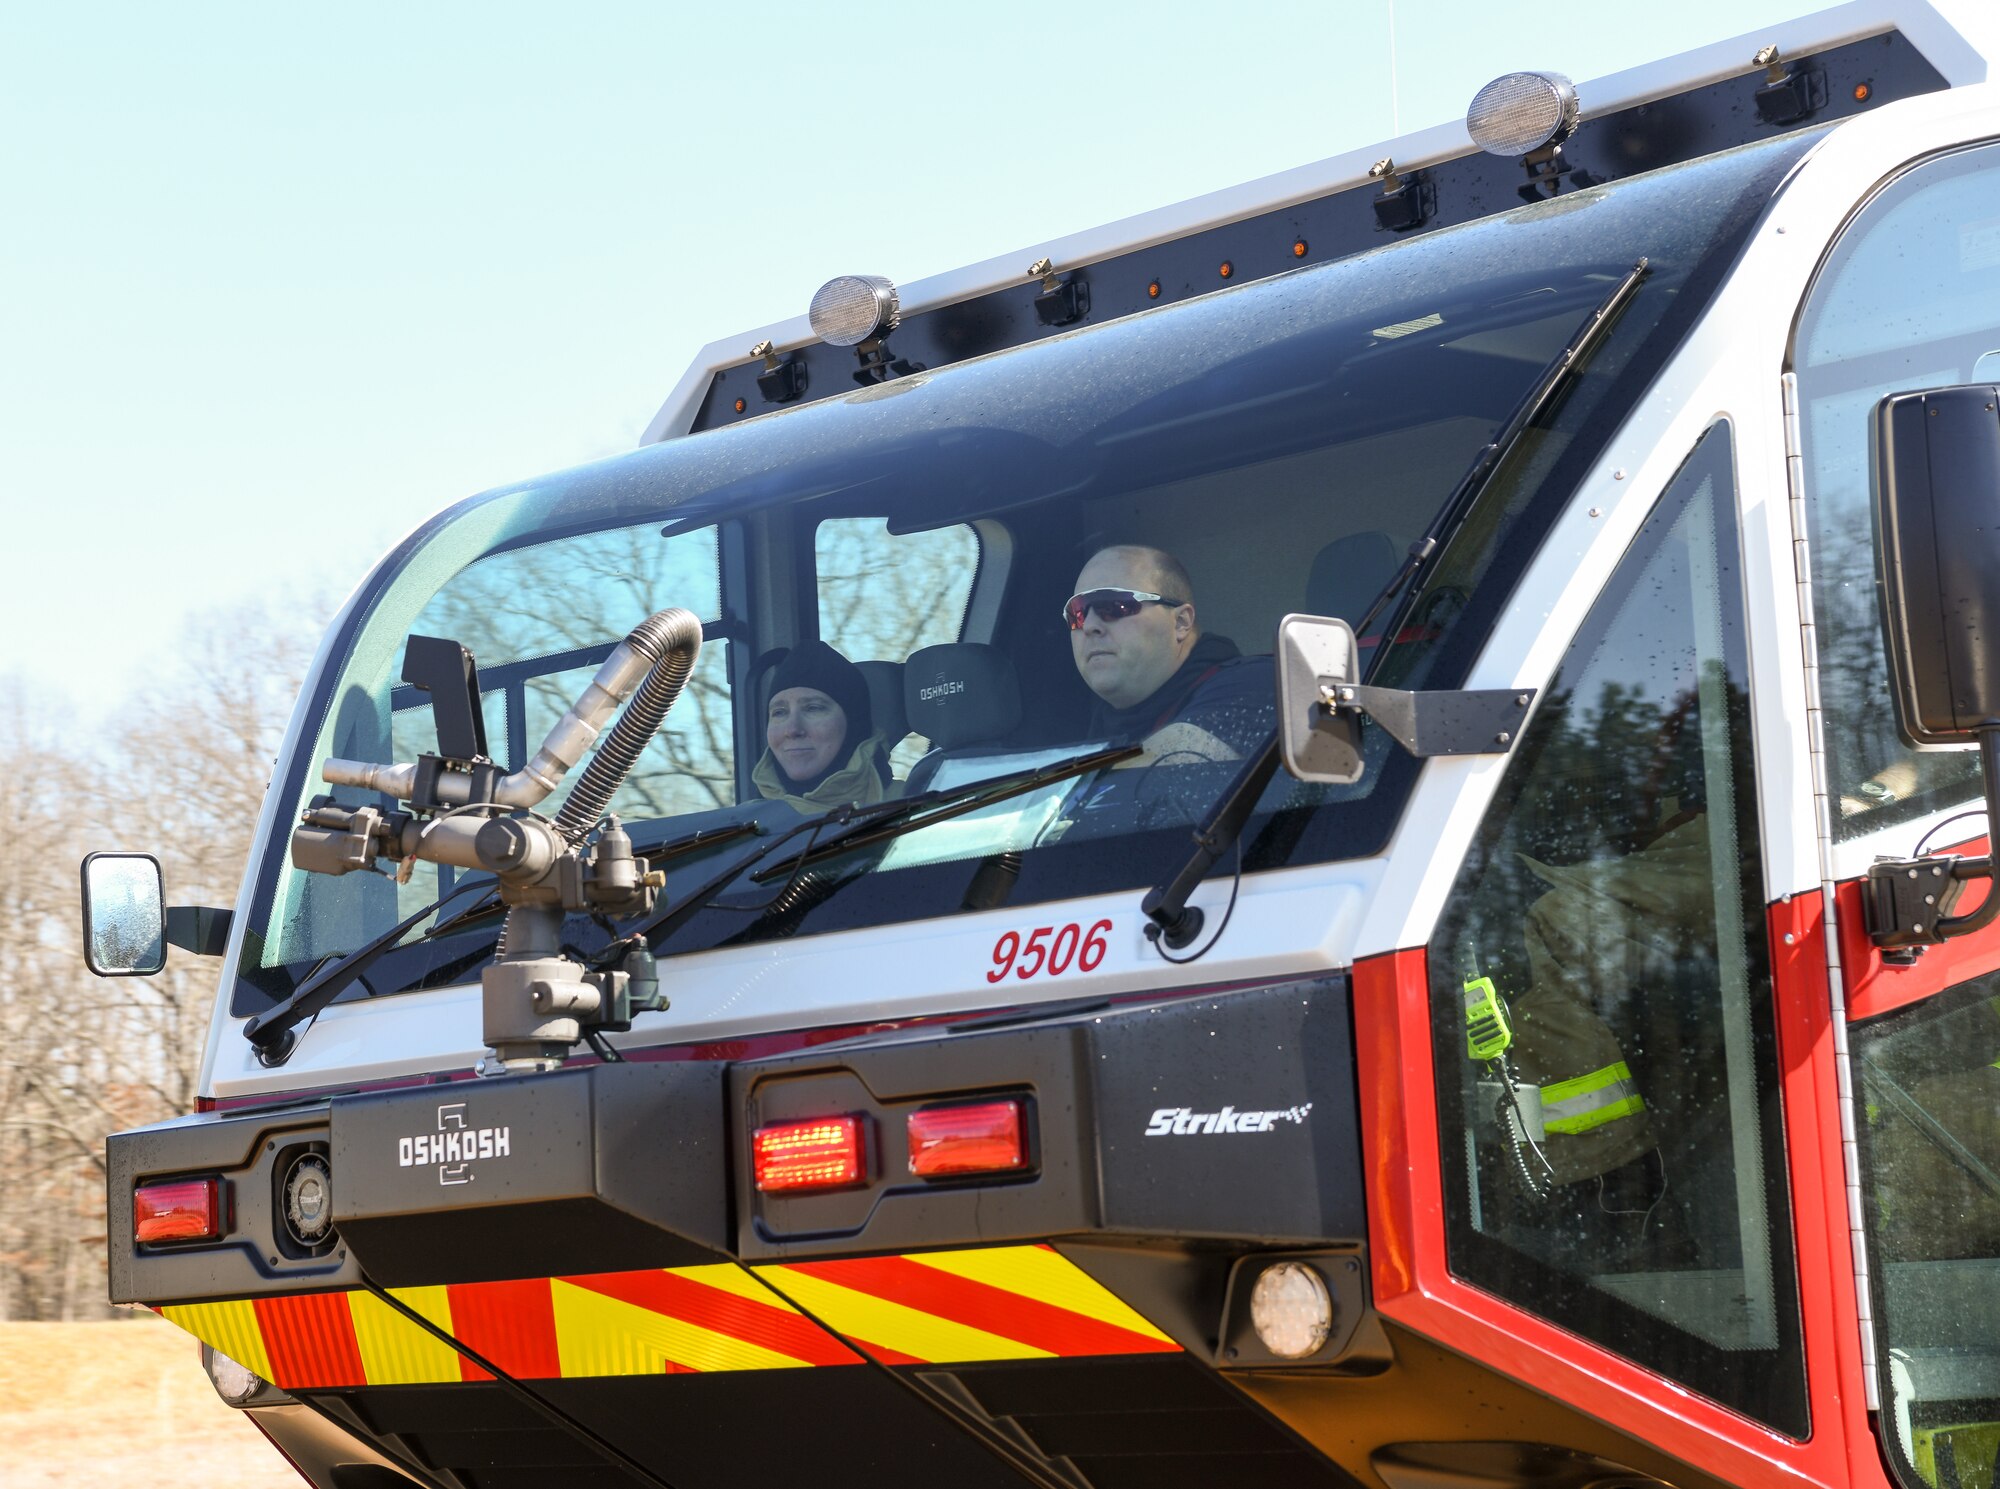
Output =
[
  {"x1": 1873, "y1": 384, "x2": 2000, "y2": 746},
  {"x1": 1865, "y1": 385, "x2": 2000, "y2": 948},
  {"x1": 80, "y1": 852, "x2": 167, "y2": 977},
  {"x1": 1275, "y1": 613, "x2": 1363, "y2": 784}
]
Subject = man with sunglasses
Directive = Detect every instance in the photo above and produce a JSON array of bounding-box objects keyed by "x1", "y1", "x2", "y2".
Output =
[{"x1": 1065, "y1": 545, "x2": 1269, "y2": 762}]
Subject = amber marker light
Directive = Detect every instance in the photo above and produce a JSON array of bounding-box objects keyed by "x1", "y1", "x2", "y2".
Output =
[
  {"x1": 134, "y1": 1177, "x2": 223, "y2": 1245},
  {"x1": 734, "y1": 397, "x2": 746, "y2": 413},
  {"x1": 1218, "y1": 260, "x2": 1234, "y2": 279},
  {"x1": 1854, "y1": 82, "x2": 1872, "y2": 102},
  {"x1": 1147, "y1": 279, "x2": 1162, "y2": 299},
  {"x1": 1293, "y1": 239, "x2": 1309, "y2": 257},
  {"x1": 753, "y1": 1115, "x2": 865, "y2": 1192},
  {"x1": 908, "y1": 1099, "x2": 1028, "y2": 1179}
]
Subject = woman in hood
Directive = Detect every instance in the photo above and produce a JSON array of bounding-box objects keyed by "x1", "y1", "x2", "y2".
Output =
[{"x1": 752, "y1": 639, "x2": 893, "y2": 812}]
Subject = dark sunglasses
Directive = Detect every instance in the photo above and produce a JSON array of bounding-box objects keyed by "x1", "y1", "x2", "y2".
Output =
[{"x1": 1062, "y1": 587, "x2": 1184, "y2": 630}]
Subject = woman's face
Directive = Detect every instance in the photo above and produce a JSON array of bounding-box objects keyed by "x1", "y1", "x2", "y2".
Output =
[{"x1": 767, "y1": 687, "x2": 849, "y2": 783}]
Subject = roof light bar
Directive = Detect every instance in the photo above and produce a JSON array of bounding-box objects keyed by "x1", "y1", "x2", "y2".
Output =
[{"x1": 753, "y1": 1115, "x2": 866, "y2": 1192}]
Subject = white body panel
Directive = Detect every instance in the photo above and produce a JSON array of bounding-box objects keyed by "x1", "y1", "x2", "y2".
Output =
[{"x1": 203, "y1": 1, "x2": 2000, "y2": 1100}]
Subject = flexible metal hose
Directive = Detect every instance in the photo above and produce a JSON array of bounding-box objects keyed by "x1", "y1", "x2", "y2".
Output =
[{"x1": 552, "y1": 607, "x2": 703, "y2": 843}]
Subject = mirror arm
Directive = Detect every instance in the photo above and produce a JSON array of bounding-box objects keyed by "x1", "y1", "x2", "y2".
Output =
[
  {"x1": 165, "y1": 906, "x2": 233, "y2": 958},
  {"x1": 1933, "y1": 730, "x2": 2000, "y2": 939},
  {"x1": 1864, "y1": 730, "x2": 2000, "y2": 954}
]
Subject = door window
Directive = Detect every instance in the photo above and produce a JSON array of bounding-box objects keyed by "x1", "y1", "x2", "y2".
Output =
[
  {"x1": 1855, "y1": 976, "x2": 2000, "y2": 1489},
  {"x1": 1795, "y1": 143, "x2": 2000, "y2": 838},
  {"x1": 1426, "y1": 426, "x2": 1807, "y2": 1433}
]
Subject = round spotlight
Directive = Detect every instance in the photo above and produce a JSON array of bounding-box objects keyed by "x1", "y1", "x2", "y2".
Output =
[
  {"x1": 282, "y1": 1152, "x2": 334, "y2": 1250},
  {"x1": 204, "y1": 1343, "x2": 267, "y2": 1407},
  {"x1": 809, "y1": 274, "x2": 900, "y2": 348},
  {"x1": 1249, "y1": 1261, "x2": 1333, "y2": 1358},
  {"x1": 1467, "y1": 71, "x2": 1580, "y2": 157}
]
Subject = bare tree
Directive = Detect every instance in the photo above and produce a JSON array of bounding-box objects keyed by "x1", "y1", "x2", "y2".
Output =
[{"x1": 0, "y1": 599, "x2": 316, "y2": 1318}]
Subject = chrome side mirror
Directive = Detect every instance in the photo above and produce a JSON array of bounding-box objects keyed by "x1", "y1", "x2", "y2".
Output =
[
  {"x1": 80, "y1": 852, "x2": 167, "y2": 977},
  {"x1": 1275, "y1": 613, "x2": 1363, "y2": 784}
]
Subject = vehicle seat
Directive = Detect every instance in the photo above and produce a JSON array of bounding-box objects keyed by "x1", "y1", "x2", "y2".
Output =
[
  {"x1": 1307, "y1": 530, "x2": 1401, "y2": 662},
  {"x1": 857, "y1": 660, "x2": 909, "y2": 754},
  {"x1": 901, "y1": 643, "x2": 1023, "y2": 793}
]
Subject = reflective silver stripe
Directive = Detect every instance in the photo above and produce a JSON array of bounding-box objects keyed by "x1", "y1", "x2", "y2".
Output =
[{"x1": 1540, "y1": 1063, "x2": 1645, "y2": 1135}]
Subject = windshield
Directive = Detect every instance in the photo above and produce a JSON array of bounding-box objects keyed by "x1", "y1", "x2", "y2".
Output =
[{"x1": 233, "y1": 132, "x2": 1815, "y2": 1014}]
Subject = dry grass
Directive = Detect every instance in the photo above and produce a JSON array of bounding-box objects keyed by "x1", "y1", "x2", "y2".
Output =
[{"x1": 0, "y1": 1314, "x2": 299, "y2": 1488}]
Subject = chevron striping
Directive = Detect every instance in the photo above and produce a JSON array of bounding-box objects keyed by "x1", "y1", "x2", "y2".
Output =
[
  {"x1": 549, "y1": 1277, "x2": 817, "y2": 1375},
  {"x1": 560, "y1": 1269, "x2": 860, "y2": 1367},
  {"x1": 160, "y1": 1299, "x2": 273, "y2": 1381},
  {"x1": 775, "y1": 1255, "x2": 1176, "y2": 1358},
  {"x1": 903, "y1": 1245, "x2": 1177, "y2": 1345},
  {"x1": 755, "y1": 1264, "x2": 1049, "y2": 1363},
  {"x1": 347, "y1": 1285, "x2": 462, "y2": 1385}
]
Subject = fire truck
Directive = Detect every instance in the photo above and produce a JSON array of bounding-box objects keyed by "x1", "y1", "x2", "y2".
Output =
[{"x1": 77, "y1": 2, "x2": 2000, "y2": 1484}]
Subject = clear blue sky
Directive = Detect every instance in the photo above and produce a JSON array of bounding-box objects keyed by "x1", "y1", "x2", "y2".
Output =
[{"x1": 4, "y1": 1, "x2": 1808, "y2": 708}]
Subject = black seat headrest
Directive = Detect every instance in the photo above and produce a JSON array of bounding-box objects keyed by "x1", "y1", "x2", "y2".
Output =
[
  {"x1": 856, "y1": 660, "x2": 908, "y2": 745},
  {"x1": 903, "y1": 644, "x2": 1021, "y2": 751},
  {"x1": 1306, "y1": 531, "x2": 1400, "y2": 631}
]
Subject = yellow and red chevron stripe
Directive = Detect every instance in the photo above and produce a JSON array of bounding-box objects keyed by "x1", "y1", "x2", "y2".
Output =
[
  {"x1": 160, "y1": 1264, "x2": 860, "y2": 1390},
  {"x1": 754, "y1": 1245, "x2": 1179, "y2": 1365},
  {"x1": 154, "y1": 1246, "x2": 1177, "y2": 1389}
]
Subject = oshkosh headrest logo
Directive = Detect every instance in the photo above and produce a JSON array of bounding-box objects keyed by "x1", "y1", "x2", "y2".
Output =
[
  {"x1": 918, "y1": 678, "x2": 965, "y2": 702},
  {"x1": 1144, "y1": 1103, "x2": 1312, "y2": 1136},
  {"x1": 397, "y1": 1102, "x2": 510, "y2": 1186}
]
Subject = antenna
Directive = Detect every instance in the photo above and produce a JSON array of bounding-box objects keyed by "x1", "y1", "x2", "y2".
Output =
[{"x1": 1388, "y1": 0, "x2": 1401, "y2": 136}]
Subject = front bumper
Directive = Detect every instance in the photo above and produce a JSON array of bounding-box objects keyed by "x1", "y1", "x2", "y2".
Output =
[{"x1": 112, "y1": 979, "x2": 1374, "y2": 1488}]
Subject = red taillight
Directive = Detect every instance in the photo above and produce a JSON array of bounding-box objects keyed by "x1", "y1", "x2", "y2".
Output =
[
  {"x1": 753, "y1": 1116, "x2": 865, "y2": 1192},
  {"x1": 907, "y1": 1099, "x2": 1028, "y2": 1179},
  {"x1": 134, "y1": 1177, "x2": 222, "y2": 1244}
]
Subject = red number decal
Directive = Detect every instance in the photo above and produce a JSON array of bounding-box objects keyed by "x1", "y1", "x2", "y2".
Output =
[
  {"x1": 989, "y1": 919, "x2": 1113, "y2": 982},
  {"x1": 1048, "y1": 923, "x2": 1080, "y2": 975},
  {"x1": 1016, "y1": 926, "x2": 1054, "y2": 979},
  {"x1": 987, "y1": 930, "x2": 1020, "y2": 983},
  {"x1": 1079, "y1": 918, "x2": 1111, "y2": 972}
]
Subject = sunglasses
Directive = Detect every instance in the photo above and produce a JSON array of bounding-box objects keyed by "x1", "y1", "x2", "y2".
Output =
[{"x1": 1062, "y1": 587, "x2": 1184, "y2": 630}]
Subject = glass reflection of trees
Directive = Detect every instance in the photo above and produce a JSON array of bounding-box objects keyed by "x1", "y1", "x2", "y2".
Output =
[{"x1": 411, "y1": 522, "x2": 731, "y2": 823}]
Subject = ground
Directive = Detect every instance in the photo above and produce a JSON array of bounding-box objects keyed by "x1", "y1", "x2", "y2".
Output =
[{"x1": 0, "y1": 1314, "x2": 296, "y2": 1488}]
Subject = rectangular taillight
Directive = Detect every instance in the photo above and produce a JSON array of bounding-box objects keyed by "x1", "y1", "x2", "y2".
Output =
[
  {"x1": 907, "y1": 1099, "x2": 1028, "y2": 1179},
  {"x1": 134, "y1": 1177, "x2": 223, "y2": 1245},
  {"x1": 753, "y1": 1116, "x2": 865, "y2": 1192}
]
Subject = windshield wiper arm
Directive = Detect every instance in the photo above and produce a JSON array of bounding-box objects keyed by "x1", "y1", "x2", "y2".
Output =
[
  {"x1": 620, "y1": 794, "x2": 935, "y2": 951},
  {"x1": 243, "y1": 876, "x2": 494, "y2": 1062},
  {"x1": 747, "y1": 743, "x2": 1140, "y2": 883},
  {"x1": 1355, "y1": 258, "x2": 1651, "y2": 678}
]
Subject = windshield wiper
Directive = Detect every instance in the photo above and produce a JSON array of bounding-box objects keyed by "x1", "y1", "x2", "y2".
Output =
[
  {"x1": 1140, "y1": 261, "x2": 1653, "y2": 956},
  {"x1": 244, "y1": 876, "x2": 494, "y2": 1062},
  {"x1": 619, "y1": 744, "x2": 1140, "y2": 954},
  {"x1": 1356, "y1": 258, "x2": 1650, "y2": 679},
  {"x1": 748, "y1": 744, "x2": 1140, "y2": 883}
]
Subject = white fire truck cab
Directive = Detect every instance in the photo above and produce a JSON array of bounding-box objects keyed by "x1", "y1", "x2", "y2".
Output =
[{"x1": 80, "y1": 4, "x2": 2000, "y2": 1486}]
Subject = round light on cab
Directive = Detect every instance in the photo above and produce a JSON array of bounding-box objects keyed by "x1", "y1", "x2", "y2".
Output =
[
  {"x1": 204, "y1": 1344, "x2": 266, "y2": 1407},
  {"x1": 809, "y1": 274, "x2": 900, "y2": 347},
  {"x1": 1249, "y1": 1260, "x2": 1332, "y2": 1358},
  {"x1": 1467, "y1": 71, "x2": 1580, "y2": 157}
]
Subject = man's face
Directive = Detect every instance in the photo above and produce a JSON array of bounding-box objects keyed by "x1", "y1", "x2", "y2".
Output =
[{"x1": 1068, "y1": 551, "x2": 1194, "y2": 710}]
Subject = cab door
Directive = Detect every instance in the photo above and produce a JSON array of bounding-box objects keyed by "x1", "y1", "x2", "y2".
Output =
[{"x1": 1791, "y1": 139, "x2": 2000, "y2": 1489}]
